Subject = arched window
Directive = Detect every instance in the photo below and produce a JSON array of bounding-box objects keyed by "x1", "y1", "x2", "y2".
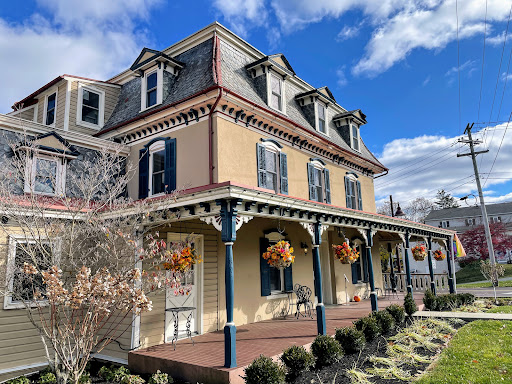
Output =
[
  {"x1": 138, "y1": 137, "x2": 176, "y2": 199},
  {"x1": 307, "y1": 159, "x2": 331, "y2": 204},
  {"x1": 256, "y1": 139, "x2": 288, "y2": 194}
]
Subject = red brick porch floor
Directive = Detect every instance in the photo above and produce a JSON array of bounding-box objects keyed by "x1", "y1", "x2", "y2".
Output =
[{"x1": 129, "y1": 295, "x2": 424, "y2": 384}]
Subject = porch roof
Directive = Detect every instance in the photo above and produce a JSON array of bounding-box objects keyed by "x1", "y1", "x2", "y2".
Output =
[{"x1": 143, "y1": 182, "x2": 454, "y2": 241}]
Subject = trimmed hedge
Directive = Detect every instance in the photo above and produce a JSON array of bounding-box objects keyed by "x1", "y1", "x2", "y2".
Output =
[
  {"x1": 280, "y1": 345, "x2": 315, "y2": 377},
  {"x1": 423, "y1": 290, "x2": 476, "y2": 311},
  {"x1": 244, "y1": 355, "x2": 285, "y2": 384},
  {"x1": 311, "y1": 335, "x2": 343, "y2": 366},
  {"x1": 354, "y1": 315, "x2": 381, "y2": 341},
  {"x1": 334, "y1": 326, "x2": 366, "y2": 354}
]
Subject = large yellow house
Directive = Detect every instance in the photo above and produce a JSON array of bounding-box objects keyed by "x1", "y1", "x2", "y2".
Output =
[{"x1": 0, "y1": 22, "x2": 454, "y2": 382}]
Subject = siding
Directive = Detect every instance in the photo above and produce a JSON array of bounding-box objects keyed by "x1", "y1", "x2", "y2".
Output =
[{"x1": 139, "y1": 220, "x2": 219, "y2": 349}]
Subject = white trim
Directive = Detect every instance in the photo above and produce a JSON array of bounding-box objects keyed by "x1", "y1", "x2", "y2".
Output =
[
  {"x1": 42, "y1": 87, "x2": 58, "y2": 128},
  {"x1": 24, "y1": 154, "x2": 66, "y2": 196},
  {"x1": 148, "y1": 140, "x2": 166, "y2": 197},
  {"x1": 140, "y1": 66, "x2": 163, "y2": 112},
  {"x1": 63, "y1": 80, "x2": 71, "y2": 131},
  {"x1": 315, "y1": 101, "x2": 329, "y2": 136},
  {"x1": 90, "y1": 353, "x2": 128, "y2": 365},
  {"x1": 62, "y1": 75, "x2": 121, "y2": 89},
  {"x1": 350, "y1": 124, "x2": 361, "y2": 153},
  {"x1": 0, "y1": 361, "x2": 47, "y2": 379},
  {"x1": 7, "y1": 104, "x2": 37, "y2": 122},
  {"x1": 76, "y1": 83, "x2": 105, "y2": 130},
  {"x1": 266, "y1": 293, "x2": 288, "y2": 300},
  {"x1": 267, "y1": 71, "x2": 286, "y2": 114},
  {"x1": 131, "y1": 235, "x2": 143, "y2": 350}
]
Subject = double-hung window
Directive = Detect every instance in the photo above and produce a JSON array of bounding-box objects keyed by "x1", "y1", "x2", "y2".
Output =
[
  {"x1": 344, "y1": 174, "x2": 362, "y2": 210},
  {"x1": 257, "y1": 141, "x2": 288, "y2": 194},
  {"x1": 317, "y1": 103, "x2": 326, "y2": 134},
  {"x1": 307, "y1": 160, "x2": 331, "y2": 204},
  {"x1": 270, "y1": 74, "x2": 283, "y2": 111},
  {"x1": 45, "y1": 92, "x2": 57, "y2": 126},
  {"x1": 138, "y1": 138, "x2": 177, "y2": 199},
  {"x1": 260, "y1": 232, "x2": 293, "y2": 297},
  {"x1": 149, "y1": 141, "x2": 166, "y2": 196},
  {"x1": 440, "y1": 221, "x2": 450, "y2": 228},
  {"x1": 77, "y1": 84, "x2": 105, "y2": 128},
  {"x1": 351, "y1": 124, "x2": 360, "y2": 152},
  {"x1": 25, "y1": 155, "x2": 65, "y2": 196},
  {"x1": 146, "y1": 72, "x2": 158, "y2": 108}
]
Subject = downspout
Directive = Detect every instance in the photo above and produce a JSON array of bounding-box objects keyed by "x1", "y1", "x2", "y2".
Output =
[
  {"x1": 374, "y1": 170, "x2": 389, "y2": 179},
  {"x1": 209, "y1": 32, "x2": 223, "y2": 185}
]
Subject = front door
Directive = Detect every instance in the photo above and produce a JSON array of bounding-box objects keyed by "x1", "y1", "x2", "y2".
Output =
[{"x1": 165, "y1": 233, "x2": 203, "y2": 342}]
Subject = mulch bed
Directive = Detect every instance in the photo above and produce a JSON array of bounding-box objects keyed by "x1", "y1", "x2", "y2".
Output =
[{"x1": 292, "y1": 319, "x2": 466, "y2": 384}]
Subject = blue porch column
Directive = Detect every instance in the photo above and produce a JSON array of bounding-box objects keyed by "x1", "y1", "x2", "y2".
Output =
[
  {"x1": 403, "y1": 232, "x2": 413, "y2": 297},
  {"x1": 366, "y1": 228, "x2": 378, "y2": 311},
  {"x1": 219, "y1": 199, "x2": 239, "y2": 368},
  {"x1": 312, "y1": 221, "x2": 326, "y2": 335},
  {"x1": 446, "y1": 236, "x2": 456, "y2": 294},
  {"x1": 427, "y1": 236, "x2": 436, "y2": 294}
]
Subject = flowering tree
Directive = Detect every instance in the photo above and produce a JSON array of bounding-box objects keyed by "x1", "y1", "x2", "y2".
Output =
[
  {"x1": 459, "y1": 222, "x2": 512, "y2": 261},
  {"x1": 0, "y1": 129, "x2": 195, "y2": 384}
]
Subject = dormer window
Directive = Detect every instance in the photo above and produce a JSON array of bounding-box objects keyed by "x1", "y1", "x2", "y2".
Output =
[
  {"x1": 24, "y1": 155, "x2": 66, "y2": 196},
  {"x1": 45, "y1": 92, "x2": 57, "y2": 126},
  {"x1": 317, "y1": 103, "x2": 327, "y2": 134},
  {"x1": 351, "y1": 124, "x2": 360, "y2": 152},
  {"x1": 270, "y1": 74, "x2": 283, "y2": 111},
  {"x1": 146, "y1": 71, "x2": 158, "y2": 108},
  {"x1": 77, "y1": 84, "x2": 105, "y2": 129}
]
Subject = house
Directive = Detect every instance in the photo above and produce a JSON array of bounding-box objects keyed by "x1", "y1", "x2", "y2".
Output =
[
  {"x1": 0, "y1": 22, "x2": 454, "y2": 383},
  {"x1": 425, "y1": 202, "x2": 512, "y2": 263}
]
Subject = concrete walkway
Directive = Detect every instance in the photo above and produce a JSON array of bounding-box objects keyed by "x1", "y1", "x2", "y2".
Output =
[{"x1": 413, "y1": 310, "x2": 512, "y2": 321}]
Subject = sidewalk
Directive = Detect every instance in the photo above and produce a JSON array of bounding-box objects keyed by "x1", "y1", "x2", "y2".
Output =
[{"x1": 413, "y1": 310, "x2": 512, "y2": 321}]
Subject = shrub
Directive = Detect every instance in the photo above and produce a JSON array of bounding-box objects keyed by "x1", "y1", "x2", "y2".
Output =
[
  {"x1": 6, "y1": 377, "x2": 30, "y2": 384},
  {"x1": 244, "y1": 355, "x2": 285, "y2": 384},
  {"x1": 78, "y1": 373, "x2": 91, "y2": 384},
  {"x1": 404, "y1": 292, "x2": 417, "y2": 316},
  {"x1": 112, "y1": 367, "x2": 131, "y2": 383},
  {"x1": 148, "y1": 370, "x2": 173, "y2": 384},
  {"x1": 334, "y1": 327, "x2": 366, "y2": 354},
  {"x1": 98, "y1": 366, "x2": 114, "y2": 381},
  {"x1": 423, "y1": 289, "x2": 437, "y2": 311},
  {"x1": 354, "y1": 316, "x2": 381, "y2": 341},
  {"x1": 310, "y1": 335, "x2": 343, "y2": 366},
  {"x1": 38, "y1": 373, "x2": 56, "y2": 384},
  {"x1": 385, "y1": 304, "x2": 406, "y2": 324},
  {"x1": 280, "y1": 345, "x2": 315, "y2": 377},
  {"x1": 121, "y1": 375, "x2": 145, "y2": 384},
  {"x1": 458, "y1": 293, "x2": 476, "y2": 306},
  {"x1": 373, "y1": 310, "x2": 395, "y2": 334}
]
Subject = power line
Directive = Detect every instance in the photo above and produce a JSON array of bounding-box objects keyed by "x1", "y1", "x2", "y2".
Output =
[
  {"x1": 477, "y1": 0, "x2": 488, "y2": 123},
  {"x1": 483, "y1": 111, "x2": 512, "y2": 189},
  {"x1": 456, "y1": 0, "x2": 462, "y2": 144},
  {"x1": 398, "y1": 175, "x2": 475, "y2": 206}
]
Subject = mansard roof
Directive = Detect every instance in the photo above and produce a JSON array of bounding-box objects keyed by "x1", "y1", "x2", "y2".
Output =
[
  {"x1": 130, "y1": 48, "x2": 185, "y2": 72},
  {"x1": 245, "y1": 53, "x2": 296, "y2": 76},
  {"x1": 333, "y1": 109, "x2": 367, "y2": 126}
]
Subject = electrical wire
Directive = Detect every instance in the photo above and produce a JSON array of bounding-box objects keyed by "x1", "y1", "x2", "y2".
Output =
[
  {"x1": 456, "y1": 0, "x2": 462, "y2": 151},
  {"x1": 482, "y1": 111, "x2": 512, "y2": 189},
  {"x1": 477, "y1": 0, "x2": 488, "y2": 124}
]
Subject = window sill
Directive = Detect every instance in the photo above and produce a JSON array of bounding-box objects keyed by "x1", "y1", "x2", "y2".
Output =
[
  {"x1": 3, "y1": 298, "x2": 48, "y2": 310},
  {"x1": 76, "y1": 120, "x2": 102, "y2": 130},
  {"x1": 139, "y1": 102, "x2": 163, "y2": 113},
  {"x1": 266, "y1": 292, "x2": 289, "y2": 300}
]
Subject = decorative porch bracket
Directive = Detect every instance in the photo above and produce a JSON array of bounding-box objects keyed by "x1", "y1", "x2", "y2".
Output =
[
  {"x1": 300, "y1": 221, "x2": 328, "y2": 335},
  {"x1": 427, "y1": 236, "x2": 436, "y2": 295},
  {"x1": 200, "y1": 199, "x2": 253, "y2": 368},
  {"x1": 447, "y1": 236, "x2": 456, "y2": 294},
  {"x1": 363, "y1": 228, "x2": 378, "y2": 311},
  {"x1": 400, "y1": 232, "x2": 414, "y2": 297}
]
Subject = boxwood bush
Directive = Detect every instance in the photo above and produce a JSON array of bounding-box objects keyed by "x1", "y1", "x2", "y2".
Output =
[
  {"x1": 423, "y1": 291, "x2": 476, "y2": 311},
  {"x1": 404, "y1": 292, "x2": 418, "y2": 316},
  {"x1": 310, "y1": 335, "x2": 343, "y2": 366},
  {"x1": 6, "y1": 377, "x2": 30, "y2": 384},
  {"x1": 385, "y1": 304, "x2": 406, "y2": 324},
  {"x1": 244, "y1": 355, "x2": 285, "y2": 384},
  {"x1": 373, "y1": 310, "x2": 395, "y2": 334},
  {"x1": 334, "y1": 326, "x2": 366, "y2": 354},
  {"x1": 280, "y1": 345, "x2": 315, "y2": 377},
  {"x1": 354, "y1": 315, "x2": 381, "y2": 341}
]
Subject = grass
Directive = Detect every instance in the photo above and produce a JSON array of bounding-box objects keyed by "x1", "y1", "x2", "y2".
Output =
[
  {"x1": 417, "y1": 320, "x2": 512, "y2": 383},
  {"x1": 457, "y1": 280, "x2": 512, "y2": 288},
  {"x1": 455, "y1": 262, "x2": 512, "y2": 284},
  {"x1": 487, "y1": 305, "x2": 512, "y2": 314}
]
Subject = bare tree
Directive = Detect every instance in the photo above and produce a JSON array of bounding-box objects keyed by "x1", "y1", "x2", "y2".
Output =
[
  {"x1": 0, "y1": 130, "x2": 196, "y2": 384},
  {"x1": 403, "y1": 197, "x2": 433, "y2": 223}
]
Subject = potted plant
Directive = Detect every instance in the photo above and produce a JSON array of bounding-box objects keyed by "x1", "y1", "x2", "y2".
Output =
[
  {"x1": 262, "y1": 240, "x2": 295, "y2": 268},
  {"x1": 433, "y1": 249, "x2": 446, "y2": 261},
  {"x1": 332, "y1": 242, "x2": 360, "y2": 264},
  {"x1": 162, "y1": 241, "x2": 202, "y2": 273},
  {"x1": 411, "y1": 244, "x2": 427, "y2": 261}
]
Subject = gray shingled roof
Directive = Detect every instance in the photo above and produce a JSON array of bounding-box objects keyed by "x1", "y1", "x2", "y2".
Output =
[
  {"x1": 425, "y1": 202, "x2": 512, "y2": 221},
  {"x1": 101, "y1": 38, "x2": 215, "y2": 132}
]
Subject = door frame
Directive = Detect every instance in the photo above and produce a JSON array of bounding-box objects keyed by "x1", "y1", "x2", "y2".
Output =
[{"x1": 165, "y1": 233, "x2": 204, "y2": 338}]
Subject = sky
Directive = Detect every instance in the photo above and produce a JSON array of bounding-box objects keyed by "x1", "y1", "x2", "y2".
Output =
[{"x1": 1, "y1": 0, "x2": 512, "y2": 209}]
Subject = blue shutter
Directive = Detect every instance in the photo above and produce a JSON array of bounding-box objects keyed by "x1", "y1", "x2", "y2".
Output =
[
  {"x1": 351, "y1": 263, "x2": 359, "y2": 284},
  {"x1": 324, "y1": 168, "x2": 331, "y2": 204},
  {"x1": 260, "y1": 238, "x2": 271, "y2": 296},
  {"x1": 344, "y1": 176, "x2": 351, "y2": 208},
  {"x1": 356, "y1": 180, "x2": 363, "y2": 210},
  {"x1": 284, "y1": 264, "x2": 293, "y2": 291},
  {"x1": 138, "y1": 148, "x2": 149, "y2": 199},
  {"x1": 307, "y1": 163, "x2": 317, "y2": 201},
  {"x1": 165, "y1": 138, "x2": 176, "y2": 193},
  {"x1": 257, "y1": 143, "x2": 267, "y2": 188},
  {"x1": 279, "y1": 152, "x2": 288, "y2": 195}
]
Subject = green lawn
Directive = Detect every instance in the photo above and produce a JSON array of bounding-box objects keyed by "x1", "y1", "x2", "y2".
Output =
[
  {"x1": 455, "y1": 262, "x2": 512, "y2": 284},
  {"x1": 487, "y1": 306, "x2": 512, "y2": 314},
  {"x1": 417, "y1": 320, "x2": 512, "y2": 383},
  {"x1": 457, "y1": 280, "x2": 512, "y2": 288}
]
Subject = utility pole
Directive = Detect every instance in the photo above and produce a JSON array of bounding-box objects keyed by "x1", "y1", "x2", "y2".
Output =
[{"x1": 457, "y1": 123, "x2": 498, "y2": 287}]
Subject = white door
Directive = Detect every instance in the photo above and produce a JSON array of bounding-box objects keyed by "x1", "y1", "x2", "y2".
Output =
[{"x1": 165, "y1": 233, "x2": 203, "y2": 342}]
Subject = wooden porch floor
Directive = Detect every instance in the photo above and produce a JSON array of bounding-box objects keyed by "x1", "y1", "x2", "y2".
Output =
[{"x1": 129, "y1": 295, "x2": 423, "y2": 384}]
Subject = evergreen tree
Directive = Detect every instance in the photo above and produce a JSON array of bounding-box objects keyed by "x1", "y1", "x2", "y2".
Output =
[{"x1": 434, "y1": 189, "x2": 460, "y2": 209}]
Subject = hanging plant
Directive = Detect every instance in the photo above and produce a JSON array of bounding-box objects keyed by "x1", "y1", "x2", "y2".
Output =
[
  {"x1": 262, "y1": 240, "x2": 295, "y2": 268},
  {"x1": 162, "y1": 241, "x2": 202, "y2": 273},
  {"x1": 411, "y1": 244, "x2": 427, "y2": 261},
  {"x1": 433, "y1": 249, "x2": 446, "y2": 261},
  {"x1": 332, "y1": 243, "x2": 360, "y2": 264}
]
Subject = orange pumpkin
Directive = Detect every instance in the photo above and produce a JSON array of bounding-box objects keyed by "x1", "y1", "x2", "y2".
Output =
[{"x1": 353, "y1": 295, "x2": 361, "y2": 302}]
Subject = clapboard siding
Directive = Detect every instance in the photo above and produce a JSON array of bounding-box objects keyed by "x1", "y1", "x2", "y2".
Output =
[{"x1": 55, "y1": 82, "x2": 67, "y2": 130}]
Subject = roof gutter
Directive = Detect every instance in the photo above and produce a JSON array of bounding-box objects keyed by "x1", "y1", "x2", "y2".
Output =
[{"x1": 374, "y1": 170, "x2": 389, "y2": 179}]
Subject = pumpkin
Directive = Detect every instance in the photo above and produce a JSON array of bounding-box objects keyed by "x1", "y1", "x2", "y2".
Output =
[{"x1": 353, "y1": 295, "x2": 361, "y2": 302}]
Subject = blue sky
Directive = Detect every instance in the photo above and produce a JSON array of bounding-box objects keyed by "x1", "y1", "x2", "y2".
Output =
[{"x1": 1, "y1": 0, "x2": 512, "y2": 208}]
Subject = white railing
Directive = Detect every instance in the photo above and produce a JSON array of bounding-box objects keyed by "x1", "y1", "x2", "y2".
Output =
[{"x1": 382, "y1": 272, "x2": 450, "y2": 293}]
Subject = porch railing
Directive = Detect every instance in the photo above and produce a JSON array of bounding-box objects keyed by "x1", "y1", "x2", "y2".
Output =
[{"x1": 382, "y1": 272, "x2": 450, "y2": 293}]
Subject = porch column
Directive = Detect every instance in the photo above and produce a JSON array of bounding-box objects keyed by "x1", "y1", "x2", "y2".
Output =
[
  {"x1": 366, "y1": 228, "x2": 378, "y2": 311},
  {"x1": 403, "y1": 232, "x2": 413, "y2": 297},
  {"x1": 387, "y1": 242, "x2": 396, "y2": 292},
  {"x1": 447, "y1": 236, "x2": 456, "y2": 294},
  {"x1": 427, "y1": 236, "x2": 436, "y2": 294},
  {"x1": 219, "y1": 199, "x2": 238, "y2": 368},
  {"x1": 312, "y1": 221, "x2": 326, "y2": 335}
]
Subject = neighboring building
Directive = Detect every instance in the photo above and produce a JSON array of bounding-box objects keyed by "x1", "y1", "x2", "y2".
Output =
[
  {"x1": 0, "y1": 22, "x2": 453, "y2": 382},
  {"x1": 425, "y1": 202, "x2": 512, "y2": 263}
]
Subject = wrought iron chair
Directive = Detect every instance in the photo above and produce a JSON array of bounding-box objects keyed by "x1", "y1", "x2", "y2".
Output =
[
  {"x1": 384, "y1": 274, "x2": 399, "y2": 299},
  {"x1": 293, "y1": 283, "x2": 314, "y2": 319}
]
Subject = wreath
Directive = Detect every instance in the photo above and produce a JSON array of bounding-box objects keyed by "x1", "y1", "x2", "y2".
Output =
[
  {"x1": 433, "y1": 249, "x2": 446, "y2": 261},
  {"x1": 262, "y1": 240, "x2": 295, "y2": 269},
  {"x1": 332, "y1": 243, "x2": 360, "y2": 264},
  {"x1": 411, "y1": 244, "x2": 427, "y2": 261}
]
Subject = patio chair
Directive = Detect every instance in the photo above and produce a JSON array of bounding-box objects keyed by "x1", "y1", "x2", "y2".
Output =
[{"x1": 293, "y1": 283, "x2": 314, "y2": 319}]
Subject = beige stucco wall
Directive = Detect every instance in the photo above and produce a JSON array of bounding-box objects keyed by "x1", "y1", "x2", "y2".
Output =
[
  {"x1": 215, "y1": 117, "x2": 377, "y2": 213},
  {"x1": 127, "y1": 120, "x2": 210, "y2": 199}
]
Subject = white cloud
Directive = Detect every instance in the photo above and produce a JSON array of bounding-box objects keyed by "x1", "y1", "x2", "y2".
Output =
[
  {"x1": 212, "y1": 0, "x2": 267, "y2": 38},
  {"x1": 374, "y1": 122, "x2": 512, "y2": 208},
  {"x1": 336, "y1": 67, "x2": 348, "y2": 87},
  {"x1": 336, "y1": 25, "x2": 360, "y2": 41},
  {"x1": 487, "y1": 30, "x2": 507, "y2": 46},
  {"x1": 445, "y1": 60, "x2": 476, "y2": 77},
  {"x1": 501, "y1": 71, "x2": 512, "y2": 81},
  {"x1": 422, "y1": 75, "x2": 431, "y2": 86},
  {"x1": 0, "y1": 0, "x2": 160, "y2": 113}
]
